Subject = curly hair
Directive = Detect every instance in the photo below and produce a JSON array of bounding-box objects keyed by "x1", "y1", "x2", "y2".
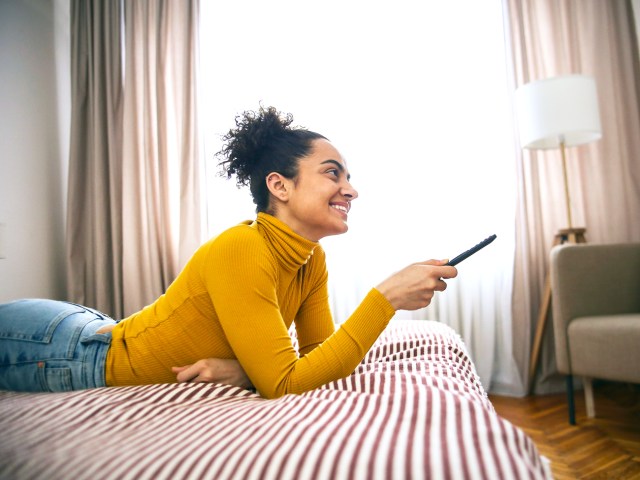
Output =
[{"x1": 217, "y1": 106, "x2": 327, "y2": 213}]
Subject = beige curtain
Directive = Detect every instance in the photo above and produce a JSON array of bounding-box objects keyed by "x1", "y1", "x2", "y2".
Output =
[
  {"x1": 505, "y1": 0, "x2": 640, "y2": 394},
  {"x1": 121, "y1": 0, "x2": 202, "y2": 316},
  {"x1": 67, "y1": 0, "x2": 124, "y2": 317},
  {"x1": 67, "y1": 0, "x2": 202, "y2": 319}
]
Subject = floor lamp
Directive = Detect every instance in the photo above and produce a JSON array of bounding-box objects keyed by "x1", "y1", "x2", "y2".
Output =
[{"x1": 514, "y1": 74, "x2": 602, "y2": 394}]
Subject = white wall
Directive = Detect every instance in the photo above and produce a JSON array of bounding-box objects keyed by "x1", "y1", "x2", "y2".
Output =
[{"x1": 0, "y1": 0, "x2": 70, "y2": 302}]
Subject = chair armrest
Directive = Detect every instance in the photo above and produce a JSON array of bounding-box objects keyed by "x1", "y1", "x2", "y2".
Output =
[{"x1": 550, "y1": 243, "x2": 640, "y2": 373}]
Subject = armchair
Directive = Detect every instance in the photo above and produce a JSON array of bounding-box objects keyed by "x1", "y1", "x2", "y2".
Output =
[{"x1": 550, "y1": 243, "x2": 640, "y2": 424}]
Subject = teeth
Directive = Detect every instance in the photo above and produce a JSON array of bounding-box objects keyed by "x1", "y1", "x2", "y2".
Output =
[{"x1": 331, "y1": 205, "x2": 348, "y2": 213}]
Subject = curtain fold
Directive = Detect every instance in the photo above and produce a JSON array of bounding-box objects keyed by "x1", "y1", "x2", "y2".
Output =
[
  {"x1": 121, "y1": 0, "x2": 202, "y2": 316},
  {"x1": 67, "y1": 0, "x2": 202, "y2": 319},
  {"x1": 67, "y1": 0, "x2": 124, "y2": 317},
  {"x1": 504, "y1": 0, "x2": 640, "y2": 394}
]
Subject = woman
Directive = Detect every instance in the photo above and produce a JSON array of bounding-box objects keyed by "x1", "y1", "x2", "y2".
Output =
[{"x1": 0, "y1": 106, "x2": 456, "y2": 398}]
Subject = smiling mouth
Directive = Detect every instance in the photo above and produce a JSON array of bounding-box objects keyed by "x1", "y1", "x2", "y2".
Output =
[{"x1": 330, "y1": 204, "x2": 349, "y2": 215}]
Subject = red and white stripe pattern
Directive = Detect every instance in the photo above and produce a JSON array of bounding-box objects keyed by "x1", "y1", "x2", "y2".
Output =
[{"x1": 0, "y1": 320, "x2": 551, "y2": 479}]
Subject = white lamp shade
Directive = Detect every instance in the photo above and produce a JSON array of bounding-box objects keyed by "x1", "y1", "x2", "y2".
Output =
[{"x1": 515, "y1": 75, "x2": 602, "y2": 150}]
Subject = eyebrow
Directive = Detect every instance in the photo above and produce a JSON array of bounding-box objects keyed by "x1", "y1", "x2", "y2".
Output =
[{"x1": 321, "y1": 159, "x2": 351, "y2": 180}]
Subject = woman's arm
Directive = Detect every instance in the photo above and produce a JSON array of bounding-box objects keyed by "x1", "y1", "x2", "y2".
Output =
[
  {"x1": 201, "y1": 229, "x2": 392, "y2": 399},
  {"x1": 181, "y1": 229, "x2": 456, "y2": 398}
]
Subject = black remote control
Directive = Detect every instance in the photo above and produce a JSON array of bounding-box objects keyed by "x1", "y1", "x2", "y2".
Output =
[{"x1": 445, "y1": 234, "x2": 497, "y2": 266}]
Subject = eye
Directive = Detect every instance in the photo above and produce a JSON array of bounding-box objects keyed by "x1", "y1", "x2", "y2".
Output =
[{"x1": 325, "y1": 168, "x2": 339, "y2": 178}]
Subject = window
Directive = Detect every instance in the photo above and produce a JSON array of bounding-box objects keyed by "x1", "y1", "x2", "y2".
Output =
[{"x1": 199, "y1": 0, "x2": 517, "y2": 387}]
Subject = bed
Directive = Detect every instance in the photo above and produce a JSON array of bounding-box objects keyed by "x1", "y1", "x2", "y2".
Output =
[{"x1": 0, "y1": 320, "x2": 551, "y2": 479}]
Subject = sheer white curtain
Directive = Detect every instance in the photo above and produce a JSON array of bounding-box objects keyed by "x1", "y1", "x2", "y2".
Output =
[{"x1": 200, "y1": 0, "x2": 521, "y2": 394}]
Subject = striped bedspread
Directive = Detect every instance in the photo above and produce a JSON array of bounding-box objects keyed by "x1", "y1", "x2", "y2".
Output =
[{"x1": 0, "y1": 320, "x2": 551, "y2": 479}]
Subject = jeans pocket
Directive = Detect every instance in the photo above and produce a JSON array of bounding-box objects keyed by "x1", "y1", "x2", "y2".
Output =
[
  {"x1": 41, "y1": 365, "x2": 74, "y2": 392},
  {"x1": 0, "y1": 363, "x2": 73, "y2": 392},
  {"x1": 0, "y1": 299, "x2": 85, "y2": 343}
]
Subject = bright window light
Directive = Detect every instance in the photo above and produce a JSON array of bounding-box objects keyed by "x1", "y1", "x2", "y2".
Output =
[
  {"x1": 199, "y1": 0, "x2": 516, "y2": 295},
  {"x1": 199, "y1": 0, "x2": 519, "y2": 390}
]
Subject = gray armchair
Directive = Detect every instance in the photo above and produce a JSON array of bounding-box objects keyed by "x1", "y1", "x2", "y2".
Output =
[{"x1": 550, "y1": 243, "x2": 640, "y2": 424}]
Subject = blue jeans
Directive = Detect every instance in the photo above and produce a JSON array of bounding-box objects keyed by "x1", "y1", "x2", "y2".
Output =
[{"x1": 0, "y1": 299, "x2": 116, "y2": 392}]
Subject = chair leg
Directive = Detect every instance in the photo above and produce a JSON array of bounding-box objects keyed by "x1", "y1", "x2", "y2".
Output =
[
  {"x1": 583, "y1": 376, "x2": 595, "y2": 418},
  {"x1": 566, "y1": 375, "x2": 576, "y2": 425}
]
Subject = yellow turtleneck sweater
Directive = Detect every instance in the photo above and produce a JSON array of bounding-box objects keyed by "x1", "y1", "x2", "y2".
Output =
[{"x1": 105, "y1": 213, "x2": 395, "y2": 398}]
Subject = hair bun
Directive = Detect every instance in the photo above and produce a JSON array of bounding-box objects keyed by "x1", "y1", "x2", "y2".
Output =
[
  {"x1": 216, "y1": 105, "x2": 326, "y2": 213},
  {"x1": 217, "y1": 106, "x2": 296, "y2": 186}
]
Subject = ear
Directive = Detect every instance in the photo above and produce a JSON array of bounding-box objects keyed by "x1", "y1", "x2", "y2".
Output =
[{"x1": 265, "y1": 172, "x2": 291, "y2": 202}]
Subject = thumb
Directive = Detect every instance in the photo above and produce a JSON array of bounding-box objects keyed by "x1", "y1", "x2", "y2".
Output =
[{"x1": 420, "y1": 258, "x2": 449, "y2": 266}]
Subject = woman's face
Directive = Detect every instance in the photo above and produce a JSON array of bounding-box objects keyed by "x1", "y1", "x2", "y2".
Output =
[{"x1": 275, "y1": 139, "x2": 358, "y2": 241}]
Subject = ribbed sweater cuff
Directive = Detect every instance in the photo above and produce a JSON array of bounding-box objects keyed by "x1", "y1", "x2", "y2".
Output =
[{"x1": 341, "y1": 288, "x2": 396, "y2": 347}]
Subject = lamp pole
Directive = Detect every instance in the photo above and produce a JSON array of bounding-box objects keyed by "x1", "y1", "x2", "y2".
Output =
[{"x1": 559, "y1": 140, "x2": 573, "y2": 229}]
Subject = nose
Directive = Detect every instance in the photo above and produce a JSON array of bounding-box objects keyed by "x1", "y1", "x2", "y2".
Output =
[{"x1": 342, "y1": 181, "x2": 358, "y2": 200}]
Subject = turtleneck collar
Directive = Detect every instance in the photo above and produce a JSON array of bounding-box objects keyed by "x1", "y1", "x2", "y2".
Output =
[{"x1": 254, "y1": 212, "x2": 319, "y2": 272}]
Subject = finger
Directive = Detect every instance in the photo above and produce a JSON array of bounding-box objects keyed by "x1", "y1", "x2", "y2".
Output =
[
  {"x1": 417, "y1": 259, "x2": 448, "y2": 266},
  {"x1": 440, "y1": 266, "x2": 458, "y2": 279},
  {"x1": 424, "y1": 263, "x2": 457, "y2": 279},
  {"x1": 174, "y1": 364, "x2": 198, "y2": 383}
]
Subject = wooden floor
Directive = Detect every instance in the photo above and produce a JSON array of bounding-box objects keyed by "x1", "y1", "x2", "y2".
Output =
[{"x1": 490, "y1": 381, "x2": 640, "y2": 479}]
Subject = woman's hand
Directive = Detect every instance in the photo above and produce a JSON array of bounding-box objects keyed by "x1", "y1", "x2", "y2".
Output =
[
  {"x1": 376, "y1": 259, "x2": 457, "y2": 311},
  {"x1": 172, "y1": 359, "x2": 253, "y2": 389}
]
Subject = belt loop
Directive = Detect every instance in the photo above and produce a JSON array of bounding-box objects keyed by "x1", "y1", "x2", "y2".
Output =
[{"x1": 80, "y1": 333, "x2": 112, "y2": 344}]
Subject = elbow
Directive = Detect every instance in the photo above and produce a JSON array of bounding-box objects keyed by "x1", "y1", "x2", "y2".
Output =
[
  {"x1": 257, "y1": 377, "x2": 305, "y2": 400},
  {"x1": 259, "y1": 386, "x2": 291, "y2": 400}
]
